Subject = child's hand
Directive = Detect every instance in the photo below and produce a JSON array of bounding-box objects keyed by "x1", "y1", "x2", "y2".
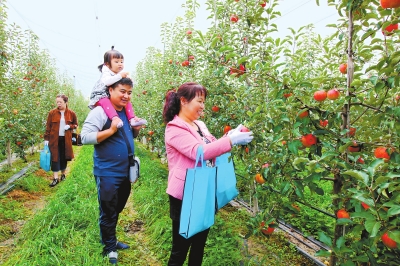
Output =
[
  {"x1": 111, "y1": 117, "x2": 123, "y2": 130},
  {"x1": 120, "y1": 71, "x2": 129, "y2": 78}
]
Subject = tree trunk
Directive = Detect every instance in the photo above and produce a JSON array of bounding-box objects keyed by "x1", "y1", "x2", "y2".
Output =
[
  {"x1": 6, "y1": 140, "x2": 12, "y2": 166},
  {"x1": 330, "y1": 173, "x2": 343, "y2": 266}
]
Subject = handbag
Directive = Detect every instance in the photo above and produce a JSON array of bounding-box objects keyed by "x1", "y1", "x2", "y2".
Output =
[
  {"x1": 72, "y1": 132, "x2": 82, "y2": 146},
  {"x1": 121, "y1": 128, "x2": 140, "y2": 182},
  {"x1": 215, "y1": 152, "x2": 238, "y2": 210},
  {"x1": 40, "y1": 145, "x2": 51, "y2": 172},
  {"x1": 179, "y1": 145, "x2": 217, "y2": 239}
]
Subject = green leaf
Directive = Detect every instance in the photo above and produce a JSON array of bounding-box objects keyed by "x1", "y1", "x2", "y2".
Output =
[
  {"x1": 350, "y1": 79, "x2": 362, "y2": 87},
  {"x1": 225, "y1": 52, "x2": 238, "y2": 61},
  {"x1": 315, "y1": 249, "x2": 331, "y2": 257},
  {"x1": 288, "y1": 140, "x2": 302, "y2": 156},
  {"x1": 319, "y1": 151, "x2": 338, "y2": 162},
  {"x1": 293, "y1": 157, "x2": 309, "y2": 170},
  {"x1": 374, "y1": 176, "x2": 389, "y2": 187},
  {"x1": 336, "y1": 236, "x2": 345, "y2": 249},
  {"x1": 364, "y1": 219, "x2": 380, "y2": 234},
  {"x1": 318, "y1": 231, "x2": 332, "y2": 247},
  {"x1": 336, "y1": 218, "x2": 352, "y2": 225},
  {"x1": 387, "y1": 206, "x2": 400, "y2": 217},
  {"x1": 218, "y1": 45, "x2": 234, "y2": 53},
  {"x1": 367, "y1": 159, "x2": 385, "y2": 177},
  {"x1": 388, "y1": 231, "x2": 400, "y2": 243},
  {"x1": 342, "y1": 170, "x2": 369, "y2": 185},
  {"x1": 280, "y1": 182, "x2": 291, "y2": 194},
  {"x1": 370, "y1": 222, "x2": 381, "y2": 237}
]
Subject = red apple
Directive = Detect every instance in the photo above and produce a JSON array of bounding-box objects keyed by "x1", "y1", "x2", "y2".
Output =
[
  {"x1": 357, "y1": 157, "x2": 365, "y2": 164},
  {"x1": 383, "y1": 23, "x2": 399, "y2": 36},
  {"x1": 301, "y1": 134, "x2": 317, "y2": 147},
  {"x1": 223, "y1": 125, "x2": 231, "y2": 134},
  {"x1": 349, "y1": 127, "x2": 356, "y2": 136},
  {"x1": 283, "y1": 93, "x2": 292, "y2": 98},
  {"x1": 374, "y1": 147, "x2": 390, "y2": 161},
  {"x1": 339, "y1": 63, "x2": 347, "y2": 74},
  {"x1": 148, "y1": 131, "x2": 154, "y2": 136},
  {"x1": 337, "y1": 209, "x2": 350, "y2": 219},
  {"x1": 181, "y1": 60, "x2": 190, "y2": 67},
  {"x1": 142, "y1": 90, "x2": 147, "y2": 95},
  {"x1": 12, "y1": 109, "x2": 18, "y2": 115},
  {"x1": 211, "y1": 105, "x2": 220, "y2": 112},
  {"x1": 314, "y1": 90, "x2": 327, "y2": 101},
  {"x1": 168, "y1": 59, "x2": 173, "y2": 64},
  {"x1": 260, "y1": 2, "x2": 267, "y2": 7},
  {"x1": 327, "y1": 89, "x2": 340, "y2": 100},
  {"x1": 188, "y1": 55, "x2": 195, "y2": 61},
  {"x1": 298, "y1": 110, "x2": 309, "y2": 118},
  {"x1": 348, "y1": 141, "x2": 361, "y2": 152},
  {"x1": 319, "y1": 120, "x2": 328, "y2": 127},
  {"x1": 381, "y1": 0, "x2": 400, "y2": 9},
  {"x1": 382, "y1": 232, "x2": 398, "y2": 249},
  {"x1": 240, "y1": 126, "x2": 250, "y2": 132},
  {"x1": 361, "y1": 202, "x2": 369, "y2": 210},
  {"x1": 186, "y1": 30, "x2": 192, "y2": 35},
  {"x1": 230, "y1": 14, "x2": 239, "y2": 23},
  {"x1": 260, "y1": 221, "x2": 275, "y2": 235}
]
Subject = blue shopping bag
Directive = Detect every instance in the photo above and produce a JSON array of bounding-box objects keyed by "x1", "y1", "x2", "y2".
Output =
[
  {"x1": 215, "y1": 152, "x2": 238, "y2": 210},
  {"x1": 179, "y1": 146, "x2": 217, "y2": 239},
  {"x1": 40, "y1": 145, "x2": 51, "y2": 172}
]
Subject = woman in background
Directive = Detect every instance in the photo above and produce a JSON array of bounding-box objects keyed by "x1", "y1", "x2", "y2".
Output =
[{"x1": 44, "y1": 94, "x2": 78, "y2": 187}]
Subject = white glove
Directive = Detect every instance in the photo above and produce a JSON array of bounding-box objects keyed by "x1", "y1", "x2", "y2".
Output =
[
  {"x1": 229, "y1": 130, "x2": 254, "y2": 146},
  {"x1": 44, "y1": 140, "x2": 49, "y2": 146},
  {"x1": 227, "y1": 124, "x2": 244, "y2": 136},
  {"x1": 64, "y1": 125, "x2": 70, "y2": 130}
]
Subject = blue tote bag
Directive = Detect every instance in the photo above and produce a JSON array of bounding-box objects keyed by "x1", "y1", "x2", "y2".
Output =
[
  {"x1": 215, "y1": 152, "x2": 238, "y2": 210},
  {"x1": 40, "y1": 145, "x2": 51, "y2": 172},
  {"x1": 179, "y1": 146, "x2": 217, "y2": 239}
]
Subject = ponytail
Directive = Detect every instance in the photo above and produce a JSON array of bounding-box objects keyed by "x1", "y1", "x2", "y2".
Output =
[{"x1": 163, "y1": 90, "x2": 180, "y2": 124}]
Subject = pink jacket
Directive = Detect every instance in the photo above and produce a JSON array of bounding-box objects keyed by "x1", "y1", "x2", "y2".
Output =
[{"x1": 165, "y1": 115, "x2": 232, "y2": 200}]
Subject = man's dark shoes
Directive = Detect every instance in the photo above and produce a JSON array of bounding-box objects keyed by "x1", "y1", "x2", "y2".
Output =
[
  {"x1": 116, "y1": 241, "x2": 130, "y2": 250},
  {"x1": 60, "y1": 174, "x2": 66, "y2": 181},
  {"x1": 49, "y1": 179, "x2": 59, "y2": 187},
  {"x1": 104, "y1": 251, "x2": 118, "y2": 264}
]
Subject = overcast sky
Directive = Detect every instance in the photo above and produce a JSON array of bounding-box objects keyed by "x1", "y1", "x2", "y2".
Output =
[{"x1": 6, "y1": 0, "x2": 338, "y2": 98}]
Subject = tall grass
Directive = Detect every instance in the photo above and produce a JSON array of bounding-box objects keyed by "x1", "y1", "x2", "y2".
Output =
[
  {"x1": 3, "y1": 143, "x2": 313, "y2": 265},
  {"x1": 3, "y1": 146, "x2": 105, "y2": 265}
]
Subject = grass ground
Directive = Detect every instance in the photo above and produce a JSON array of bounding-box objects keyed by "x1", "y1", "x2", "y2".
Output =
[{"x1": 0, "y1": 142, "x2": 314, "y2": 265}]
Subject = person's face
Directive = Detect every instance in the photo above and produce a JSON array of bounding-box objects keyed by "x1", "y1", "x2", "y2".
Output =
[
  {"x1": 108, "y1": 57, "x2": 124, "y2": 73},
  {"x1": 109, "y1": 84, "x2": 132, "y2": 111},
  {"x1": 181, "y1": 93, "x2": 205, "y2": 122},
  {"x1": 56, "y1": 97, "x2": 67, "y2": 110}
]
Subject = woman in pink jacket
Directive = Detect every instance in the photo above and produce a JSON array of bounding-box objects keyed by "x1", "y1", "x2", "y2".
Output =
[{"x1": 163, "y1": 82, "x2": 254, "y2": 266}]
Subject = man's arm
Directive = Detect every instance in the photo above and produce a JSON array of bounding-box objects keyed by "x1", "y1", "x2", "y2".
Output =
[
  {"x1": 132, "y1": 125, "x2": 141, "y2": 138},
  {"x1": 81, "y1": 107, "x2": 119, "y2": 144}
]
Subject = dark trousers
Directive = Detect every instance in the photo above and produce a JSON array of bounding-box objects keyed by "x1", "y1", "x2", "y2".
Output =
[
  {"x1": 51, "y1": 136, "x2": 67, "y2": 172},
  {"x1": 168, "y1": 196, "x2": 210, "y2": 266},
  {"x1": 95, "y1": 175, "x2": 131, "y2": 254}
]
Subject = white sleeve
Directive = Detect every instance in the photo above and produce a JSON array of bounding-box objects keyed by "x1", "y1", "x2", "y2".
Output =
[
  {"x1": 81, "y1": 107, "x2": 108, "y2": 145},
  {"x1": 101, "y1": 67, "x2": 122, "y2": 86}
]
